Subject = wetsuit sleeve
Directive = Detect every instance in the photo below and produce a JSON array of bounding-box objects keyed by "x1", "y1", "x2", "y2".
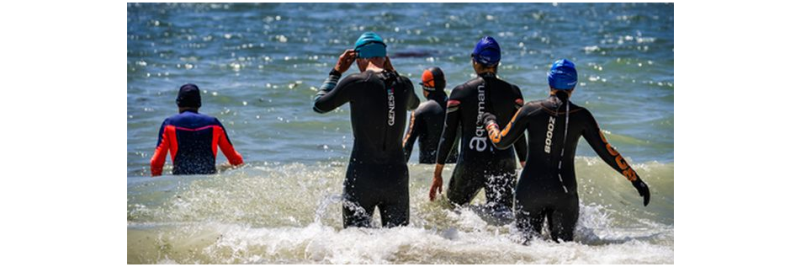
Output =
[
  {"x1": 436, "y1": 97, "x2": 461, "y2": 164},
  {"x1": 486, "y1": 104, "x2": 531, "y2": 150},
  {"x1": 512, "y1": 95, "x2": 528, "y2": 162},
  {"x1": 150, "y1": 121, "x2": 170, "y2": 176},
  {"x1": 582, "y1": 111, "x2": 640, "y2": 182},
  {"x1": 402, "y1": 110, "x2": 423, "y2": 162},
  {"x1": 405, "y1": 77, "x2": 420, "y2": 110},
  {"x1": 215, "y1": 119, "x2": 244, "y2": 166},
  {"x1": 313, "y1": 72, "x2": 354, "y2": 113}
]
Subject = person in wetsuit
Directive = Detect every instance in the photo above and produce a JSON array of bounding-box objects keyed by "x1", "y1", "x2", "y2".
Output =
[
  {"x1": 402, "y1": 67, "x2": 458, "y2": 164},
  {"x1": 430, "y1": 36, "x2": 528, "y2": 216},
  {"x1": 313, "y1": 32, "x2": 420, "y2": 228},
  {"x1": 150, "y1": 84, "x2": 244, "y2": 176},
  {"x1": 481, "y1": 59, "x2": 651, "y2": 242}
]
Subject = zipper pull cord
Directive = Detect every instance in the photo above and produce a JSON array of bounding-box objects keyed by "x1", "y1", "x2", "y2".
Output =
[{"x1": 557, "y1": 101, "x2": 570, "y2": 194}]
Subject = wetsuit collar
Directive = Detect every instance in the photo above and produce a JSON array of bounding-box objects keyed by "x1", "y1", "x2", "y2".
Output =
[
  {"x1": 549, "y1": 94, "x2": 572, "y2": 110},
  {"x1": 478, "y1": 72, "x2": 497, "y2": 79},
  {"x1": 426, "y1": 91, "x2": 447, "y2": 101},
  {"x1": 179, "y1": 109, "x2": 199, "y2": 114}
]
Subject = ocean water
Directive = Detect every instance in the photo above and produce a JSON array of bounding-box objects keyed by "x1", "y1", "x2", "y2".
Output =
[{"x1": 127, "y1": 3, "x2": 674, "y2": 264}]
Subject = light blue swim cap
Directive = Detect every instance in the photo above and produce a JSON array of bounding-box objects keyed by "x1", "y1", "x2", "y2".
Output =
[{"x1": 354, "y1": 32, "x2": 387, "y2": 59}]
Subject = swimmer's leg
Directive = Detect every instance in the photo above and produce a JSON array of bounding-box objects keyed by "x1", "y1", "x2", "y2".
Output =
[
  {"x1": 378, "y1": 167, "x2": 410, "y2": 227},
  {"x1": 342, "y1": 194, "x2": 376, "y2": 228},
  {"x1": 549, "y1": 197, "x2": 579, "y2": 242},
  {"x1": 446, "y1": 164, "x2": 483, "y2": 206}
]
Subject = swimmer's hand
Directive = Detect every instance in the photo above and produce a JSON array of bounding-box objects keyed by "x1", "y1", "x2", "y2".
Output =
[
  {"x1": 632, "y1": 178, "x2": 650, "y2": 206},
  {"x1": 479, "y1": 112, "x2": 497, "y2": 127},
  {"x1": 430, "y1": 164, "x2": 445, "y2": 201},
  {"x1": 334, "y1": 49, "x2": 356, "y2": 73},
  {"x1": 219, "y1": 162, "x2": 244, "y2": 172}
]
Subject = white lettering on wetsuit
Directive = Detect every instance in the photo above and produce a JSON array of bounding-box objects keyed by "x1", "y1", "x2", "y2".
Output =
[
  {"x1": 470, "y1": 85, "x2": 488, "y2": 152},
  {"x1": 387, "y1": 87, "x2": 395, "y2": 126},
  {"x1": 545, "y1": 116, "x2": 556, "y2": 153}
]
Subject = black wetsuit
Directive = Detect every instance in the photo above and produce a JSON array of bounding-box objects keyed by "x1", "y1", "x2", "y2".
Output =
[
  {"x1": 402, "y1": 92, "x2": 459, "y2": 164},
  {"x1": 314, "y1": 69, "x2": 420, "y2": 228},
  {"x1": 484, "y1": 95, "x2": 642, "y2": 242},
  {"x1": 436, "y1": 73, "x2": 527, "y2": 211}
]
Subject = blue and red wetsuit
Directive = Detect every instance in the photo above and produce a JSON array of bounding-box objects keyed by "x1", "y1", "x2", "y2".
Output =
[{"x1": 150, "y1": 110, "x2": 243, "y2": 176}]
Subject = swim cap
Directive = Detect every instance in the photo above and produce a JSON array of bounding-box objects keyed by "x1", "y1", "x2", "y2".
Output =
[
  {"x1": 354, "y1": 32, "x2": 387, "y2": 59},
  {"x1": 420, "y1": 67, "x2": 446, "y2": 92},
  {"x1": 176, "y1": 83, "x2": 201, "y2": 108},
  {"x1": 548, "y1": 59, "x2": 578, "y2": 90},
  {"x1": 472, "y1": 36, "x2": 501, "y2": 67}
]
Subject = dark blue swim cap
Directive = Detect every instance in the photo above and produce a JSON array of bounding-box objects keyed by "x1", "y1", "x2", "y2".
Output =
[
  {"x1": 548, "y1": 59, "x2": 578, "y2": 90},
  {"x1": 472, "y1": 36, "x2": 501, "y2": 67},
  {"x1": 176, "y1": 83, "x2": 201, "y2": 108}
]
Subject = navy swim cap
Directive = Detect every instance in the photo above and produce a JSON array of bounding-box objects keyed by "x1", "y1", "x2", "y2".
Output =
[
  {"x1": 354, "y1": 32, "x2": 387, "y2": 59},
  {"x1": 548, "y1": 59, "x2": 578, "y2": 90},
  {"x1": 472, "y1": 36, "x2": 501, "y2": 67},
  {"x1": 176, "y1": 83, "x2": 202, "y2": 108},
  {"x1": 420, "y1": 67, "x2": 446, "y2": 92}
]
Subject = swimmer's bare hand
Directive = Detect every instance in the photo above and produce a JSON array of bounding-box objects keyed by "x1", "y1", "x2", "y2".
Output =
[
  {"x1": 520, "y1": 161, "x2": 526, "y2": 168},
  {"x1": 430, "y1": 164, "x2": 445, "y2": 201},
  {"x1": 334, "y1": 49, "x2": 356, "y2": 73},
  {"x1": 219, "y1": 162, "x2": 244, "y2": 172}
]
